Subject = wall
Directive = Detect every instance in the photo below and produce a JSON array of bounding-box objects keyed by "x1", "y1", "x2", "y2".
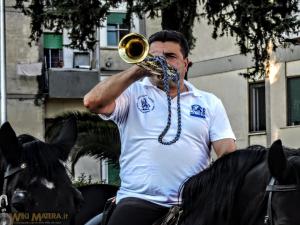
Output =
[
  {"x1": 145, "y1": 15, "x2": 161, "y2": 38},
  {"x1": 5, "y1": 5, "x2": 40, "y2": 95},
  {"x1": 268, "y1": 61, "x2": 286, "y2": 145},
  {"x1": 3, "y1": 3, "x2": 44, "y2": 140},
  {"x1": 189, "y1": 69, "x2": 249, "y2": 148},
  {"x1": 188, "y1": 44, "x2": 300, "y2": 149},
  {"x1": 7, "y1": 99, "x2": 45, "y2": 140},
  {"x1": 277, "y1": 60, "x2": 300, "y2": 149},
  {"x1": 190, "y1": 11, "x2": 240, "y2": 62}
]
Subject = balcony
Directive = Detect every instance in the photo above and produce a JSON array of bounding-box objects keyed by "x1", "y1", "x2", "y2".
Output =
[{"x1": 48, "y1": 68, "x2": 99, "y2": 98}]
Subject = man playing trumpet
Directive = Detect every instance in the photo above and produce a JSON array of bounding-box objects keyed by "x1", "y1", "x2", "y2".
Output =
[{"x1": 84, "y1": 30, "x2": 236, "y2": 225}]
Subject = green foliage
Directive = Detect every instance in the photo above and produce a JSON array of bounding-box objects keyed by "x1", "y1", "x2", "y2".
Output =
[
  {"x1": 15, "y1": 0, "x2": 111, "y2": 50},
  {"x1": 13, "y1": 0, "x2": 200, "y2": 52},
  {"x1": 108, "y1": 164, "x2": 121, "y2": 186},
  {"x1": 13, "y1": 0, "x2": 300, "y2": 77},
  {"x1": 202, "y1": 0, "x2": 300, "y2": 78},
  {"x1": 127, "y1": 0, "x2": 199, "y2": 50},
  {"x1": 72, "y1": 172, "x2": 104, "y2": 187}
]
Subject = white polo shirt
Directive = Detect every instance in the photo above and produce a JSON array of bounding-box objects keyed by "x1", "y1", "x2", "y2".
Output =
[{"x1": 99, "y1": 77, "x2": 235, "y2": 207}]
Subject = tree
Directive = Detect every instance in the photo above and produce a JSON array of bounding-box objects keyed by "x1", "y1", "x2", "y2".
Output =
[
  {"x1": 14, "y1": 0, "x2": 300, "y2": 78},
  {"x1": 202, "y1": 0, "x2": 300, "y2": 78}
]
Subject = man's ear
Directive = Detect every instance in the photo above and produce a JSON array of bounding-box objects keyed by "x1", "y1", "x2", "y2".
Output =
[
  {"x1": 184, "y1": 58, "x2": 189, "y2": 70},
  {"x1": 184, "y1": 59, "x2": 192, "y2": 81}
]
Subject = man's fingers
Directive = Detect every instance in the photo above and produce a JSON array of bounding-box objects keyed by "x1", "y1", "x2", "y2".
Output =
[{"x1": 137, "y1": 61, "x2": 162, "y2": 76}]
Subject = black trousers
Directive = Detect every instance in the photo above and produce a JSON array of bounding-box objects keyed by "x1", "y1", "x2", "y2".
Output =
[{"x1": 107, "y1": 197, "x2": 169, "y2": 225}]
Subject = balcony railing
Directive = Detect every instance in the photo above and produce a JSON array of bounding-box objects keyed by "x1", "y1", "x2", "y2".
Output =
[{"x1": 48, "y1": 68, "x2": 99, "y2": 98}]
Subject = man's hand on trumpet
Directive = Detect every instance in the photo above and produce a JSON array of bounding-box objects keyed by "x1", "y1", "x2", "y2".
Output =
[{"x1": 137, "y1": 55, "x2": 178, "y2": 80}]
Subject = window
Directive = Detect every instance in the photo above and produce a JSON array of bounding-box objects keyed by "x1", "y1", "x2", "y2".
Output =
[
  {"x1": 44, "y1": 33, "x2": 63, "y2": 68},
  {"x1": 107, "y1": 12, "x2": 130, "y2": 46},
  {"x1": 287, "y1": 77, "x2": 300, "y2": 126},
  {"x1": 73, "y1": 52, "x2": 90, "y2": 69},
  {"x1": 249, "y1": 82, "x2": 266, "y2": 132}
]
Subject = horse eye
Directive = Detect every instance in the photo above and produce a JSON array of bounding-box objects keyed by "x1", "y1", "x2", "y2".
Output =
[
  {"x1": 11, "y1": 189, "x2": 28, "y2": 211},
  {"x1": 14, "y1": 190, "x2": 26, "y2": 197},
  {"x1": 13, "y1": 189, "x2": 28, "y2": 201},
  {"x1": 13, "y1": 189, "x2": 27, "y2": 198}
]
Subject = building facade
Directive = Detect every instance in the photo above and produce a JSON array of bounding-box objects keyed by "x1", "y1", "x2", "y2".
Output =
[{"x1": 2, "y1": 1, "x2": 300, "y2": 183}]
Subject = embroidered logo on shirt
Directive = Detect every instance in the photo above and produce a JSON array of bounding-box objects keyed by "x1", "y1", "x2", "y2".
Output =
[
  {"x1": 137, "y1": 95, "x2": 155, "y2": 113},
  {"x1": 190, "y1": 104, "x2": 206, "y2": 118}
]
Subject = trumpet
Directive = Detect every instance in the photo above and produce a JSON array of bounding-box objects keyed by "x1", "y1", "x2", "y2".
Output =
[
  {"x1": 118, "y1": 33, "x2": 149, "y2": 64},
  {"x1": 118, "y1": 33, "x2": 178, "y2": 78}
]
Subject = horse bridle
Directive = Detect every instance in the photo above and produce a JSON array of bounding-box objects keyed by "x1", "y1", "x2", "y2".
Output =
[
  {"x1": 0, "y1": 163, "x2": 27, "y2": 212},
  {"x1": 0, "y1": 160, "x2": 79, "y2": 212},
  {"x1": 264, "y1": 166, "x2": 300, "y2": 225}
]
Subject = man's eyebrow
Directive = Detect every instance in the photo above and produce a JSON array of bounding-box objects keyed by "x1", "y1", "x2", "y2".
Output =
[{"x1": 164, "y1": 52, "x2": 177, "y2": 57}]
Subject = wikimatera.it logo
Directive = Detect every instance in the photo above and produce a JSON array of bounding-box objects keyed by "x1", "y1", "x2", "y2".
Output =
[{"x1": 10, "y1": 212, "x2": 69, "y2": 224}]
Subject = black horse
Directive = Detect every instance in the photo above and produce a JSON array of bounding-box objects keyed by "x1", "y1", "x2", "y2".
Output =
[
  {"x1": 73, "y1": 184, "x2": 117, "y2": 224},
  {"x1": 7, "y1": 118, "x2": 300, "y2": 225},
  {"x1": 180, "y1": 140, "x2": 300, "y2": 225},
  {"x1": 0, "y1": 118, "x2": 84, "y2": 225}
]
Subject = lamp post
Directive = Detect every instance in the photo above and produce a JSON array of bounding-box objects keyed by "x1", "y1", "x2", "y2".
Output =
[{"x1": 0, "y1": 0, "x2": 7, "y2": 125}]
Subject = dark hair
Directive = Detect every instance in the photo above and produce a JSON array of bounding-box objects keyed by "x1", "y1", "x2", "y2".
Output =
[{"x1": 149, "y1": 30, "x2": 189, "y2": 58}]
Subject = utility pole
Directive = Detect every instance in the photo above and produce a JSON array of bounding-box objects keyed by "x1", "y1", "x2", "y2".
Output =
[{"x1": 0, "y1": 0, "x2": 7, "y2": 124}]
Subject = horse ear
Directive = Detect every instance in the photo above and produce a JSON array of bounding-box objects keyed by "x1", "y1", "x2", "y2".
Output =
[
  {"x1": 0, "y1": 122, "x2": 21, "y2": 165},
  {"x1": 268, "y1": 139, "x2": 287, "y2": 180},
  {"x1": 51, "y1": 117, "x2": 77, "y2": 161}
]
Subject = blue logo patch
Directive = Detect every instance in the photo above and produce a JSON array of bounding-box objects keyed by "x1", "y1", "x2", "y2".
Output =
[
  {"x1": 137, "y1": 95, "x2": 155, "y2": 113},
  {"x1": 190, "y1": 104, "x2": 206, "y2": 118}
]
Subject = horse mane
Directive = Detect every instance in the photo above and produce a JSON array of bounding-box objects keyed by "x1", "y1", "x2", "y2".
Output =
[
  {"x1": 181, "y1": 146, "x2": 267, "y2": 225},
  {"x1": 283, "y1": 147, "x2": 300, "y2": 157},
  {"x1": 18, "y1": 134, "x2": 67, "y2": 182}
]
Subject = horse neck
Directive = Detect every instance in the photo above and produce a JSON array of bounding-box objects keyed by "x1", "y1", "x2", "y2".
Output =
[
  {"x1": 236, "y1": 160, "x2": 270, "y2": 225},
  {"x1": 181, "y1": 149, "x2": 267, "y2": 225}
]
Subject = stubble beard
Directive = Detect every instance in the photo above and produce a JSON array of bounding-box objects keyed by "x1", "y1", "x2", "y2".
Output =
[{"x1": 149, "y1": 75, "x2": 179, "y2": 92}]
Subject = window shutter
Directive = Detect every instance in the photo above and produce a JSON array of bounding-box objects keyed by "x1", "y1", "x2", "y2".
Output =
[
  {"x1": 249, "y1": 82, "x2": 266, "y2": 132},
  {"x1": 44, "y1": 33, "x2": 63, "y2": 49},
  {"x1": 107, "y1": 12, "x2": 126, "y2": 24},
  {"x1": 108, "y1": 164, "x2": 120, "y2": 185},
  {"x1": 287, "y1": 78, "x2": 300, "y2": 125}
]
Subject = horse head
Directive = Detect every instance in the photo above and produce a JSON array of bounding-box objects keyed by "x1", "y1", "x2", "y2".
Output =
[
  {"x1": 0, "y1": 118, "x2": 83, "y2": 224},
  {"x1": 181, "y1": 140, "x2": 300, "y2": 225},
  {"x1": 266, "y1": 140, "x2": 300, "y2": 225}
]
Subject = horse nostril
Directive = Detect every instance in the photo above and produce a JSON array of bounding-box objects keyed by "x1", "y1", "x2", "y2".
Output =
[{"x1": 11, "y1": 190, "x2": 28, "y2": 211}]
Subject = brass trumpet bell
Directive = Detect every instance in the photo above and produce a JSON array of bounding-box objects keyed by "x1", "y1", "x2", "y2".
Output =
[
  {"x1": 118, "y1": 32, "x2": 178, "y2": 78},
  {"x1": 118, "y1": 33, "x2": 149, "y2": 63}
]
